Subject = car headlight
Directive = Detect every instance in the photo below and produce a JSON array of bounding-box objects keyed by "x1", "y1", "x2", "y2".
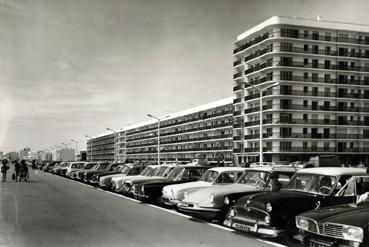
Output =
[
  {"x1": 224, "y1": 196, "x2": 230, "y2": 205},
  {"x1": 208, "y1": 193, "x2": 215, "y2": 204},
  {"x1": 171, "y1": 189, "x2": 175, "y2": 199},
  {"x1": 265, "y1": 202, "x2": 272, "y2": 212},
  {"x1": 265, "y1": 215, "x2": 271, "y2": 225},
  {"x1": 295, "y1": 217, "x2": 309, "y2": 231},
  {"x1": 141, "y1": 185, "x2": 145, "y2": 193},
  {"x1": 342, "y1": 225, "x2": 363, "y2": 243},
  {"x1": 229, "y1": 208, "x2": 236, "y2": 217},
  {"x1": 184, "y1": 190, "x2": 189, "y2": 199}
]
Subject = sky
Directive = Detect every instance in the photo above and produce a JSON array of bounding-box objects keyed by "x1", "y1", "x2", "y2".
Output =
[{"x1": 1, "y1": 0, "x2": 369, "y2": 153}]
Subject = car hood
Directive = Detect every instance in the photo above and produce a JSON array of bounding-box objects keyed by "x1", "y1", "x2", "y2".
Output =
[
  {"x1": 101, "y1": 173, "x2": 126, "y2": 181},
  {"x1": 184, "y1": 183, "x2": 258, "y2": 204},
  {"x1": 165, "y1": 181, "x2": 212, "y2": 193},
  {"x1": 116, "y1": 175, "x2": 146, "y2": 183},
  {"x1": 128, "y1": 176, "x2": 164, "y2": 184},
  {"x1": 300, "y1": 203, "x2": 369, "y2": 228},
  {"x1": 236, "y1": 190, "x2": 320, "y2": 211}
]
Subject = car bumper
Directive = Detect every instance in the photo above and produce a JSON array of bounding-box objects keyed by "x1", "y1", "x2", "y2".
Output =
[
  {"x1": 161, "y1": 197, "x2": 179, "y2": 207},
  {"x1": 177, "y1": 202, "x2": 221, "y2": 220},
  {"x1": 224, "y1": 218, "x2": 284, "y2": 237}
]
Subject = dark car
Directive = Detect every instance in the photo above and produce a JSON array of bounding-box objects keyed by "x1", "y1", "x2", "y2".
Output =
[
  {"x1": 135, "y1": 165, "x2": 209, "y2": 203},
  {"x1": 89, "y1": 164, "x2": 126, "y2": 185},
  {"x1": 42, "y1": 161, "x2": 61, "y2": 172},
  {"x1": 82, "y1": 162, "x2": 117, "y2": 183},
  {"x1": 99, "y1": 163, "x2": 147, "y2": 190},
  {"x1": 296, "y1": 176, "x2": 369, "y2": 247},
  {"x1": 52, "y1": 162, "x2": 70, "y2": 176},
  {"x1": 224, "y1": 167, "x2": 366, "y2": 246},
  {"x1": 75, "y1": 162, "x2": 108, "y2": 181},
  {"x1": 70, "y1": 162, "x2": 98, "y2": 179}
]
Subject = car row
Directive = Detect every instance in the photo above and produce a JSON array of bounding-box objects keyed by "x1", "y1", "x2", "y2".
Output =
[{"x1": 41, "y1": 161, "x2": 369, "y2": 246}]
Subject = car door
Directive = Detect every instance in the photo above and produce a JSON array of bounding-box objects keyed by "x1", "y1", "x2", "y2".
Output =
[{"x1": 332, "y1": 176, "x2": 369, "y2": 205}]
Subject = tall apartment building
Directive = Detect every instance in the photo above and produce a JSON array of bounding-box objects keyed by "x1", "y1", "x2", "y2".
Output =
[
  {"x1": 233, "y1": 16, "x2": 369, "y2": 165},
  {"x1": 19, "y1": 147, "x2": 30, "y2": 159}
]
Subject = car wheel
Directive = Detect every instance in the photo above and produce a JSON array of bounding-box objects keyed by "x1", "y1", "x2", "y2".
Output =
[{"x1": 284, "y1": 219, "x2": 300, "y2": 247}]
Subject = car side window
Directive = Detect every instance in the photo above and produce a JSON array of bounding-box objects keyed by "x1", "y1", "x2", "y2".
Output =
[
  {"x1": 278, "y1": 174, "x2": 291, "y2": 186},
  {"x1": 188, "y1": 169, "x2": 203, "y2": 180},
  {"x1": 216, "y1": 172, "x2": 235, "y2": 183}
]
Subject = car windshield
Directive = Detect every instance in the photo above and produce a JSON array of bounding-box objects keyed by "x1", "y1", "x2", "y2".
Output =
[
  {"x1": 84, "y1": 163, "x2": 96, "y2": 169},
  {"x1": 152, "y1": 166, "x2": 169, "y2": 176},
  {"x1": 141, "y1": 167, "x2": 155, "y2": 176},
  {"x1": 199, "y1": 170, "x2": 219, "y2": 183},
  {"x1": 237, "y1": 171, "x2": 270, "y2": 186},
  {"x1": 284, "y1": 173, "x2": 337, "y2": 195},
  {"x1": 166, "y1": 167, "x2": 184, "y2": 180},
  {"x1": 98, "y1": 164, "x2": 109, "y2": 170}
]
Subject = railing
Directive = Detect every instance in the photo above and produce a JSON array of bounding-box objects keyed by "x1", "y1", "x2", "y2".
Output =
[
  {"x1": 279, "y1": 46, "x2": 369, "y2": 59},
  {"x1": 244, "y1": 118, "x2": 369, "y2": 127},
  {"x1": 244, "y1": 104, "x2": 369, "y2": 114}
]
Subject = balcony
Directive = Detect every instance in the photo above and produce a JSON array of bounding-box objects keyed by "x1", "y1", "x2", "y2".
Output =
[
  {"x1": 233, "y1": 72, "x2": 242, "y2": 79},
  {"x1": 233, "y1": 98, "x2": 241, "y2": 104},
  {"x1": 233, "y1": 85, "x2": 242, "y2": 91},
  {"x1": 279, "y1": 46, "x2": 369, "y2": 59},
  {"x1": 233, "y1": 32, "x2": 271, "y2": 54},
  {"x1": 276, "y1": 61, "x2": 369, "y2": 73},
  {"x1": 233, "y1": 60, "x2": 242, "y2": 67}
]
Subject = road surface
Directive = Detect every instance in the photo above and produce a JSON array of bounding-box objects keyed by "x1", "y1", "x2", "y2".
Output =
[{"x1": 0, "y1": 170, "x2": 284, "y2": 247}]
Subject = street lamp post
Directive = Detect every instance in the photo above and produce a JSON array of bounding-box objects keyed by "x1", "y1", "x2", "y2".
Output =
[
  {"x1": 85, "y1": 135, "x2": 93, "y2": 161},
  {"x1": 249, "y1": 82, "x2": 279, "y2": 165},
  {"x1": 71, "y1": 139, "x2": 81, "y2": 161},
  {"x1": 106, "y1": 128, "x2": 117, "y2": 163},
  {"x1": 147, "y1": 114, "x2": 170, "y2": 165}
]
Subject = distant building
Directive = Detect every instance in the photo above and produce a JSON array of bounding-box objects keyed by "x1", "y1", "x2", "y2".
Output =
[
  {"x1": 6, "y1": 152, "x2": 19, "y2": 160},
  {"x1": 80, "y1": 150, "x2": 87, "y2": 161},
  {"x1": 39, "y1": 152, "x2": 52, "y2": 161},
  {"x1": 19, "y1": 147, "x2": 30, "y2": 159},
  {"x1": 88, "y1": 97, "x2": 234, "y2": 165}
]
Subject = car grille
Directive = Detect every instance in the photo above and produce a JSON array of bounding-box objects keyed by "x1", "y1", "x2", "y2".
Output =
[{"x1": 306, "y1": 219, "x2": 343, "y2": 238}]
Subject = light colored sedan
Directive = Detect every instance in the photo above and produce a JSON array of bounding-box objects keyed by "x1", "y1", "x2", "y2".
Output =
[
  {"x1": 65, "y1": 162, "x2": 87, "y2": 177},
  {"x1": 161, "y1": 167, "x2": 246, "y2": 207},
  {"x1": 177, "y1": 166, "x2": 298, "y2": 221}
]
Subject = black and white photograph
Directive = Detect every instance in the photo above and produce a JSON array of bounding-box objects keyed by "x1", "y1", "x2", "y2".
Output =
[{"x1": 1, "y1": 0, "x2": 369, "y2": 246}]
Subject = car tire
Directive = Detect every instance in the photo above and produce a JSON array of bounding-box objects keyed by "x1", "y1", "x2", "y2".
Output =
[{"x1": 284, "y1": 219, "x2": 300, "y2": 247}]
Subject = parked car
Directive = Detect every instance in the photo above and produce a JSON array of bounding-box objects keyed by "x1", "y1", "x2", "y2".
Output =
[
  {"x1": 224, "y1": 167, "x2": 366, "y2": 246},
  {"x1": 42, "y1": 161, "x2": 61, "y2": 172},
  {"x1": 74, "y1": 162, "x2": 108, "y2": 181},
  {"x1": 65, "y1": 162, "x2": 87, "y2": 177},
  {"x1": 178, "y1": 165, "x2": 298, "y2": 222},
  {"x1": 161, "y1": 167, "x2": 247, "y2": 207},
  {"x1": 70, "y1": 162, "x2": 98, "y2": 179},
  {"x1": 295, "y1": 175, "x2": 369, "y2": 247},
  {"x1": 97, "y1": 164, "x2": 145, "y2": 189},
  {"x1": 110, "y1": 165, "x2": 159, "y2": 192},
  {"x1": 52, "y1": 162, "x2": 70, "y2": 175},
  {"x1": 135, "y1": 165, "x2": 209, "y2": 203},
  {"x1": 82, "y1": 162, "x2": 112, "y2": 183},
  {"x1": 121, "y1": 164, "x2": 177, "y2": 196},
  {"x1": 89, "y1": 164, "x2": 126, "y2": 186}
]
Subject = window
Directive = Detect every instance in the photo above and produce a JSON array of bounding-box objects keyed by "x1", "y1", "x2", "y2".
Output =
[
  {"x1": 280, "y1": 141, "x2": 292, "y2": 151},
  {"x1": 312, "y1": 59, "x2": 318, "y2": 68},
  {"x1": 312, "y1": 31, "x2": 319, "y2": 40},
  {"x1": 325, "y1": 60, "x2": 331, "y2": 69},
  {"x1": 303, "y1": 86, "x2": 308, "y2": 93},
  {"x1": 281, "y1": 42, "x2": 292, "y2": 52},
  {"x1": 324, "y1": 87, "x2": 331, "y2": 96},
  {"x1": 281, "y1": 71, "x2": 292, "y2": 80},
  {"x1": 280, "y1": 127, "x2": 292, "y2": 138},
  {"x1": 303, "y1": 128, "x2": 308, "y2": 135},
  {"x1": 304, "y1": 72, "x2": 309, "y2": 80},
  {"x1": 364, "y1": 129, "x2": 369, "y2": 138},
  {"x1": 280, "y1": 113, "x2": 292, "y2": 123},
  {"x1": 304, "y1": 44, "x2": 309, "y2": 51},
  {"x1": 303, "y1": 142, "x2": 308, "y2": 148},
  {"x1": 304, "y1": 58, "x2": 308, "y2": 65},
  {"x1": 324, "y1": 142, "x2": 330, "y2": 151},
  {"x1": 303, "y1": 114, "x2": 308, "y2": 121},
  {"x1": 325, "y1": 46, "x2": 331, "y2": 55},
  {"x1": 304, "y1": 30, "x2": 309, "y2": 38},
  {"x1": 312, "y1": 45, "x2": 318, "y2": 54},
  {"x1": 312, "y1": 73, "x2": 318, "y2": 82},
  {"x1": 266, "y1": 128, "x2": 273, "y2": 137},
  {"x1": 325, "y1": 32, "x2": 331, "y2": 41},
  {"x1": 303, "y1": 100, "x2": 308, "y2": 108}
]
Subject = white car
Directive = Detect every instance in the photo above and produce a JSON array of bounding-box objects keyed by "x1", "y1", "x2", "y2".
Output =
[
  {"x1": 65, "y1": 162, "x2": 87, "y2": 177},
  {"x1": 161, "y1": 167, "x2": 247, "y2": 207}
]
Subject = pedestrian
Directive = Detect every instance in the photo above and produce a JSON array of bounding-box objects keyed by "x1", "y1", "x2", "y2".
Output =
[
  {"x1": 20, "y1": 160, "x2": 29, "y2": 182},
  {"x1": 1, "y1": 159, "x2": 10, "y2": 182},
  {"x1": 14, "y1": 160, "x2": 20, "y2": 182},
  {"x1": 270, "y1": 172, "x2": 282, "y2": 191}
]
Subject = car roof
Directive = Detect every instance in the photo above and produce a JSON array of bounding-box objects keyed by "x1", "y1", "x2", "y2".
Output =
[
  {"x1": 208, "y1": 167, "x2": 247, "y2": 172},
  {"x1": 296, "y1": 167, "x2": 367, "y2": 176},
  {"x1": 247, "y1": 165, "x2": 299, "y2": 173}
]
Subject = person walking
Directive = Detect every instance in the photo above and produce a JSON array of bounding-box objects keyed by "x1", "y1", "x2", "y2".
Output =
[
  {"x1": 20, "y1": 160, "x2": 29, "y2": 182},
  {"x1": 1, "y1": 159, "x2": 10, "y2": 182},
  {"x1": 14, "y1": 160, "x2": 20, "y2": 182}
]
